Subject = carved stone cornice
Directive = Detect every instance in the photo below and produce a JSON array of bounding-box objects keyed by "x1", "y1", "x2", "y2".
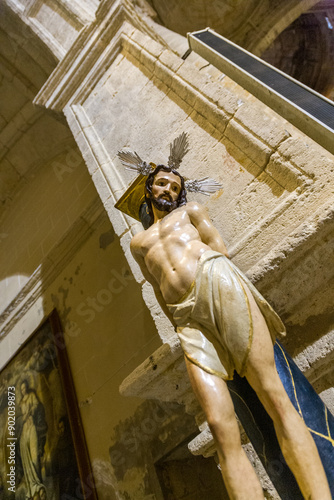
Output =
[
  {"x1": 33, "y1": 0, "x2": 168, "y2": 112},
  {"x1": 246, "y1": 202, "x2": 334, "y2": 324},
  {"x1": 120, "y1": 335, "x2": 202, "y2": 416}
]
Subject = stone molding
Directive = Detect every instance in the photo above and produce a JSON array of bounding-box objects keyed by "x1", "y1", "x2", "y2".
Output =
[
  {"x1": 25, "y1": 0, "x2": 98, "y2": 25},
  {"x1": 295, "y1": 328, "x2": 334, "y2": 386},
  {"x1": 24, "y1": 0, "x2": 83, "y2": 30},
  {"x1": 0, "y1": 197, "x2": 104, "y2": 339},
  {"x1": 5, "y1": 0, "x2": 99, "y2": 61},
  {"x1": 4, "y1": 0, "x2": 66, "y2": 60},
  {"x1": 119, "y1": 335, "x2": 201, "y2": 417},
  {"x1": 33, "y1": 0, "x2": 168, "y2": 111}
]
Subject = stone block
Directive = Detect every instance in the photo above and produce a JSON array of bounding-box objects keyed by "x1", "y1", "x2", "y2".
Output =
[
  {"x1": 218, "y1": 90, "x2": 242, "y2": 118},
  {"x1": 320, "y1": 387, "x2": 334, "y2": 415},
  {"x1": 33, "y1": 1, "x2": 80, "y2": 51},
  {"x1": 150, "y1": 74, "x2": 169, "y2": 95},
  {"x1": 265, "y1": 153, "x2": 305, "y2": 192},
  {"x1": 121, "y1": 21, "x2": 137, "y2": 40},
  {"x1": 225, "y1": 119, "x2": 272, "y2": 169},
  {"x1": 139, "y1": 35, "x2": 163, "y2": 59},
  {"x1": 177, "y1": 61, "x2": 209, "y2": 93},
  {"x1": 203, "y1": 81, "x2": 239, "y2": 116},
  {"x1": 130, "y1": 28, "x2": 154, "y2": 52},
  {"x1": 235, "y1": 103, "x2": 290, "y2": 149},
  {"x1": 92, "y1": 168, "x2": 112, "y2": 203},
  {"x1": 169, "y1": 74, "x2": 189, "y2": 103},
  {"x1": 202, "y1": 64, "x2": 225, "y2": 82},
  {"x1": 122, "y1": 37, "x2": 141, "y2": 62},
  {"x1": 182, "y1": 85, "x2": 202, "y2": 109},
  {"x1": 277, "y1": 137, "x2": 334, "y2": 178},
  {"x1": 154, "y1": 60, "x2": 173, "y2": 88},
  {"x1": 139, "y1": 48, "x2": 156, "y2": 75},
  {"x1": 193, "y1": 98, "x2": 229, "y2": 135},
  {"x1": 186, "y1": 51, "x2": 211, "y2": 70},
  {"x1": 188, "y1": 110, "x2": 220, "y2": 141},
  {"x1": 294, "y1": 329, "x2": 334, "y2": 376},
  {"x1": 188, "y1": 427, "x2": 216, "y2": 457},
  {"x1": 256, "y1": 171, "x2": 286, "y2": 197},
  {"x1": 159, "y1": 49, "x2": 184, "y2": 73}
]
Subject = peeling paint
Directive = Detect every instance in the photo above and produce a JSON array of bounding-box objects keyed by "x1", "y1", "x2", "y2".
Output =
[
  {"x1": 99, "y1": 229, "x2": 115, "y2": 249},
  {"x1": 75, "y1": 264, "x2": 83, "y2": 275},
  {"x1": 109, "y1": 399, "x2": 197, "y2": 497}
]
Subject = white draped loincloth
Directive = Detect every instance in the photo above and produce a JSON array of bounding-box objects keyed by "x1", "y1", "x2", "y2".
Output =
[{"x1": 167, "y1": 250, "x2": 285, "y2": 380}]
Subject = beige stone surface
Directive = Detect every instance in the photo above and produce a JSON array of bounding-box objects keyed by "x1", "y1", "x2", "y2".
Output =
[{"x1": 32, "y1": 2, "x2": 82, "y2": 51}]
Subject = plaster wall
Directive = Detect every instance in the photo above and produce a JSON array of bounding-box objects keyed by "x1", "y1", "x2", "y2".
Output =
[
  {"x1": 31, "y1": 1, "x2": 81, "y2": 50},
  {"x1": 0, "y1": 141, "x2": 97, "y2": 313},
  {"x1": 0, "y1": 164, "x2": 164, "y2": 498},
  {"x1": 41, "y1": 215, "x2": 162, "y2": 498},
  {"x1": 3, "y1": 0, "x2": 99, "y2": 60}
]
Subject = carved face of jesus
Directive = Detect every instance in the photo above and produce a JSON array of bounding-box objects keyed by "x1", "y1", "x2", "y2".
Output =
[{"x1": 151, "y1": 171, "x2": 182, "y2": 213}]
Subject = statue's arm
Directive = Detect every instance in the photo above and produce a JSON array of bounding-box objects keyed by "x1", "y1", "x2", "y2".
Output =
[
  {"x1": 130, "y1": 236, "x2": 177, "y2": 327},
  {"x1": 188, "y1": 202, "x2": 229, "y2": 257}
]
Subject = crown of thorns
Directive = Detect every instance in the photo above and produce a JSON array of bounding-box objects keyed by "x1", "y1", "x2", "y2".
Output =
[{"x1": 117, "y1": 132, "x2": 223, "y2": 195}]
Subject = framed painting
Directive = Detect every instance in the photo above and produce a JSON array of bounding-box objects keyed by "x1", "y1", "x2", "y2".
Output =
[{"x1": 0, "y1": 309, "x2": 97, "y2": 500}]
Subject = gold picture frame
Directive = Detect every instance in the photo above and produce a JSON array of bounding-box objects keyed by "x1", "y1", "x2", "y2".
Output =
[{"x1": 0, "y1": 309, "x2": 97, "y2": 499}]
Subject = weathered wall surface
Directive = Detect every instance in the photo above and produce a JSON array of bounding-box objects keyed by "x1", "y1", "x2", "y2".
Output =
[
  {"x1": 3, "y1": 0, "x2": 99, "y2": 60},
  {"x1": 0, "y1": 139, "x2": 94, "y2": 312},
  {"x1": 0, "y1": 160, "x2": 167, "y2": 497}
]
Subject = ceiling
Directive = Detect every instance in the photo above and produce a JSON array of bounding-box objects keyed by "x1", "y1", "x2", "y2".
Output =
[{"x1": 0, "y1": 3, "x2": 58, "y2": 209}]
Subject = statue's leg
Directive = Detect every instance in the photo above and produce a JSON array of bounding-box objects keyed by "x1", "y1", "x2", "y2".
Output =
[
  {"x1": 243, "y1": 287, "x2": 331, "y2": 500},
  {"x1": 184, "y1": 357, "x2": 264, "y2": 499}
]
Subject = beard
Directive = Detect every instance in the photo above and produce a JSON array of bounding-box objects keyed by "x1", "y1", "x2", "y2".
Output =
[{"x1": 151, "y1": 195, "x2": 178, "y2": 213}]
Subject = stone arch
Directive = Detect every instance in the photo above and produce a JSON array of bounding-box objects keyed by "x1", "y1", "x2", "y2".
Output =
[
  {"x1": 243, "y1": 0, "x2": 321, "y2": 55},
  {"x1": 261, "y1": 10, "x2": 334, "y2": 98}
]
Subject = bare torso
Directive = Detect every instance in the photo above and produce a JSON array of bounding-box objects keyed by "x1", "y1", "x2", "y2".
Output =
[
  {"x1": 130, "y1": 174, "x2": 332, "y2": 500},
  {"x1": 131, "y1": 202, "x2": 228, "y2": 303}
]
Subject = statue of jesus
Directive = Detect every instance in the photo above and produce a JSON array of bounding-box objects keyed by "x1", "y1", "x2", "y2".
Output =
[{"x1": 130, "y1": 163, "x2": 331, "y2": 499}]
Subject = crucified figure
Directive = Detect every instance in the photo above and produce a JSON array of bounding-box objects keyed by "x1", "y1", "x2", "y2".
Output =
[{"x1": 130, "y1": 164, "x2": 331, "y2": 499}]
